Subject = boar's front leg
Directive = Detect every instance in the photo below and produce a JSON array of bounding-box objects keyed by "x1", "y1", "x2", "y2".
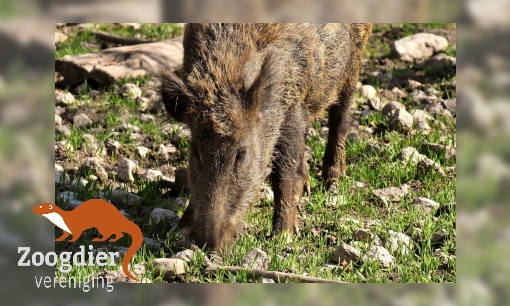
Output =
[
  {"x1": 321, "y1": 87, "x2": 354, "y2": 190},
  {"x1": 270, "y1": 109, "x2": 308, "y2": 240}
]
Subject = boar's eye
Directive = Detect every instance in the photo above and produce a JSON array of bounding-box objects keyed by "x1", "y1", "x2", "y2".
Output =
[{"x1": 234, "y1": 148, "x2": 246, "y2": 170}]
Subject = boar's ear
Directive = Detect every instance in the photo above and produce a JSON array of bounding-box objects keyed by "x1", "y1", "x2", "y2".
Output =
[
  {"x1": 157, "y1": 69, "x2": 190, "y2": 123},
  {"x1": 245, "y1": 49, "x2": 281, "y2": 109}
]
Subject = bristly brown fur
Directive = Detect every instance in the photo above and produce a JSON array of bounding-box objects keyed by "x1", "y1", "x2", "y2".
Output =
[{"x1": 157, "y1": 23, "x2": 372, "y2": 253}]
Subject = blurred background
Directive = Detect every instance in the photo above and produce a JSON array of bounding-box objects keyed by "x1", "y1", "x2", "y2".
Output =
[{"x1": 0, "y1": 0, "x2": 507, "y2": 304}]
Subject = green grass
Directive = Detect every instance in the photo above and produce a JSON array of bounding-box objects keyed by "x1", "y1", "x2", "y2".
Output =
[{"x1": 54, "y1": 23, "x2": 456, "y2": 283}]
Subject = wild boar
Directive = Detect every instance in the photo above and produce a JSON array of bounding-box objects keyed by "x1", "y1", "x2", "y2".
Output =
[{"x1": 158, "y1": 23, "x2": 372, "y2": 252}]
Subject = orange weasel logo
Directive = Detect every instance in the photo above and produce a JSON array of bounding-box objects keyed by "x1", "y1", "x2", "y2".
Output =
[{"x1": 33, "y1": 199, "x2": 143, "y2": 281}]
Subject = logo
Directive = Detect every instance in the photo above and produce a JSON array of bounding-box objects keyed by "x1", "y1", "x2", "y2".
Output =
[{"x1": 28, "y1": 199, "x2": 143, "y2": 283}]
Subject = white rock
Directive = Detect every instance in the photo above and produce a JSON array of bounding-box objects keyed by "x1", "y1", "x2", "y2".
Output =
[
  {"x1": 413, "y1": 197, "x2": 440, "y2": 213},
  {"x1": 260, "y1": 185, "x2": 274, "y2": 202},
  {"x1": 388, "y1": 109, "x2": 413, "y2": 131},
  {"x1": 119, "y1": 83, "x2": 142, "y2": 98},
  {"x1": 242, "y1": 248, "x2": 270, "y2": 270},
  {"x1": 55, "y1": 92, "x2": 75, "y2": 105},
  {"x1": 391, "y1": 33, "x2": 449, "y2": 62},
  {"x1": 384, "y1": 230, "x2": 412, "y2": 255},
  {"x1": 153, "y1": 258, "x2": 187, "y2": 279},
  {"x1": 363, "y1": 246, "x2": 395, "y2": 268},
  {"x1": 172, "y1": 249, "x2": 197, "y2": 263},
  {"x1": 331, "y1": 243, "x2": 361, "y2": 264},
  {"x1": 110, "y1": 189, "x2": 141, "y2": 205},
  {"x1": 360, "y1": 85, "x2": 377, "y2": 99},
  {"x1": 381, "y1": 101, "x2": 405, "y2": 118},
  {"x1": 136, "y1": 146, "x2": 149, "y2": 158},
  {"x1": 116, "y1": 158, "x2": 139, "y2": 182},
  {"x1": 143, "y1": 237, "x2": 162, "y2": 250},
  {"x1": 372, "y1": 184, "x2": 409, "y2": 206},
  {"x1": 55, "y1": 114, "x2": 63, "y2": 126},
  {"x1": 353, "y1": 229, "x2": 382, "y2": 246},
  {"x1": 142, "y1": 169, "x2": 163, "y2": 182},
  {"x1": 149, "y1": 208, "x2": 179, "y2": 226},
  {"x1": 73, "y1": 113, "x2": 93, "y2": 128},
  {"x1": 399, "y1": 147, "x2": 427, "y2": 165}
]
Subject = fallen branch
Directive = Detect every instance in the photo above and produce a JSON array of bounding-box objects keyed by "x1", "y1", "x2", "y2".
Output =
[
  {"x1": 203, "y1": 264, "x2": 347, "y2": 283},
  {"x1": 80, "y1": 30, "x2": 153, "y2": 45}
]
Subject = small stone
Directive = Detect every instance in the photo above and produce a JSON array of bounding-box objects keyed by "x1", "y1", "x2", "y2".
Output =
[
  {"x1": 413, "y1": 197, "x2": 440, "y2": 213},
  {"x1": 73, "y1": 113, "x2": 93, "y2": 128},
  {"x1": 153, "y1": 258, "x2": 187, "y2": 279},
  {"x1": 70, "y1": 178, "x2": 88, "y2": 187},
  {"x1": 407, "y1": 80, "x2": 422, "y2": 90},
  {"x1": 165, "y1": 144, "x2": 178, "y2": 154},
  {"x1": 55, "y1": 106, "x2": 66, "y2": 116},
  {"x1": 431, "y1": 229, "x2": 448, "y2": 244},
  {"x1": 110, "y1": 190, "x2": 141, "y2": 205},
  {"x1": 262, "y1": 278, "x2": 275, "y2": 283},
  {"x1": 389, "y1": 109, "x2": 413, "y2": 131},
  {"x1": 55, "y1": 125, "x2": 71, "y2": 137},
  {"x1": 421, "y1": 142, "x2": 456, "y2": 160},
  {"x1": 140, "y1": 114, "x2": 155, "y2": 123},
  {"x1": 55, "y1": 32, "x2": 68, "y2": 44},
  {"x1": 171, "y1": 129, "x2": 191, "y2": 145},
  {"x1": 437, "y1": 109, "x2": 452, "y2": 117},
  {"x1": 424, "y1": 103, "x2": 444, "y2": 115},
  {"x1": 157, "y1": 144, "x2": 169, "y2": 160},
  {"x1": 425, "y1": 87, "x2": 439, "y2": 96},
  {"x1": 171, "y1": 197, "x2": 189, "y2": 211},
  {"x1": 172, "y1": 249, "x2": 197, "y2": 263},
  {"x1": 142, "y1": 169, "x2": 163, "y2": 182},
  {"x1": 399, "y1": 147, "x2": 427, "y2": 165},
  {"x1": 118, "y1": 123, "x2": 141, "y2": 133},
  {"x1": 143, "y1": 237, "x2": 162, "y2": 250},
  {"x1": 119, "y1": 83, "x2": 142, "y2": 98},
  {"x1": 416, "y1": 158, "x2": 446, "y2": 178},
  {"x1": 242, "y1": 248, "x2": 270, "y2": 270},
  {"x1": 105, "y1": 138, "x2": 121, "y2": 154},
  {"x1": 372, "y1": 184, "x2": 409, "y2": 206},
  {"x1": 55, "y1": 114, "x2": 63, "y2": 126},
  {"x1": 116, "y1": 158, "x2": 139, "y2": 182},
  {"x1": 136, "y1": 146, "x2": 149, "y2": 158},
  {"x1": 368, "y1": 97, "x2": 383, "y2": 111},
  {"x1": 442, "y1": 98, "x2": 456, "y2": 115},
  {"x1": 260, "y1": 185, "x2": 274, "y2": 202},
  {"x1": 331, "y1": 243, "x2": 361, "y2": 264},
  {"x1": 149, "y1": 208, "x2": 179, "y2": 226},
  {"x1": 55, "y1": 92, "x2": 75, "y2": 105},
  {"x1": 409, "y1": 109, "x2": 434, "y2": 122},
  {"x1": 56, "y1": 140, "x2": 74, "y2": 152},
  {"x1": 353, "y1": 229, "x2": 382, "y2": 246},
  {"x1": 363, "y1": 246, "x2": 395, "y2": 268},
  {"x1": 384, "y1": 230, "x2": 412, "y2": 255},
  {"x1": 129, "y1": 133, "x2": 142, "y2": 141},
  {"x1": 424, "y1": 53, "x2": 456, "y2": 69},
  {"x1": 360, "y1": 85, "x2": 377, "y2": 99},
  {"x1": 81, "y1": 157, "x2": 107, "y2": 179},
  {"x1": 390, "y1": 33, "x2": 449, "y2": 62},
  {"x1": 381, "y1": 101, "x2": 405, "y2": 118},
  {"x1": 413, "y1": 121, "x2": 431, "y2": 135}
]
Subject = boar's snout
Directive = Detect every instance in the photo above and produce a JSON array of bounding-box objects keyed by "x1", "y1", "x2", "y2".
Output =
[{"x1": 178, "y1": 205, "x2": 242, "y2": 254}]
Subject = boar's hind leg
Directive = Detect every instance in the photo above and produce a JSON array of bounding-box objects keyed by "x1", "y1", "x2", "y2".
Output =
[
  {"x1": 321, "y1": 86, "x2": 354, "y2": 190},
  {"x1": 270, "y1": 109, "x2": 307, "y2": 240}
]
